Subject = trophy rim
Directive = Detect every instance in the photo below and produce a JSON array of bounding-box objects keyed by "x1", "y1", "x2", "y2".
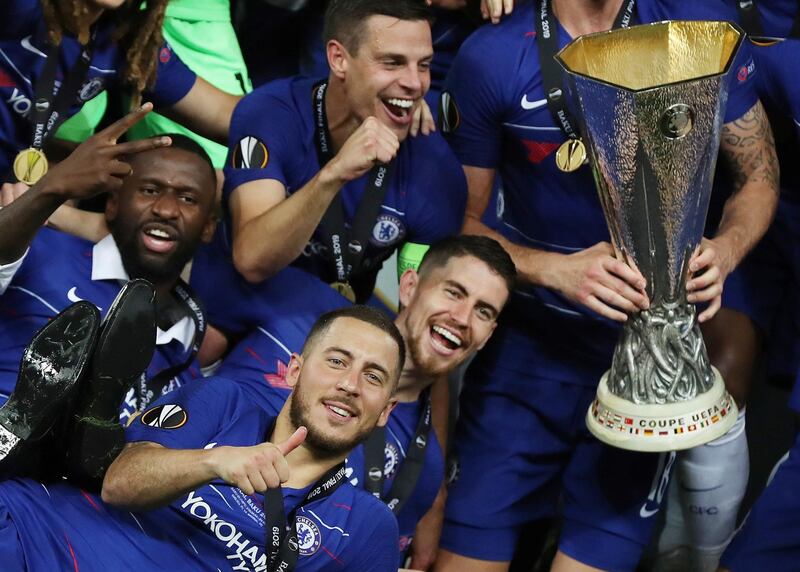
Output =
[{"x1": 555, "y1": 19, "x2": 746, "y2": 94}]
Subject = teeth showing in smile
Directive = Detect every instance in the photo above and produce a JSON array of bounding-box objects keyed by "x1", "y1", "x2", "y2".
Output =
[
  {"x1": 145, "y1": 229, "x2": 171, "y2": 239},
  {"x1": 432, "y1": 325, "x2": 462, "y2": 348},
  {"x1": 329, "y1": 405, "x2": 352, "y2": 418},
  {"x1": 386, "y1": 98, "x2": 413, "y2": 109}
]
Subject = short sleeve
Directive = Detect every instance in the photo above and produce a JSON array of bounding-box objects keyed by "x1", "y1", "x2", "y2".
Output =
[
  {"x1": 222, "y1": 86, "x2": 298, "y2": 203},
  {"x1": 145, "y1": 42, "x2": 197, "y2": 108},
  {"x1": 405, "y1": 138, "x2": 467, "y2": 244},
  {"x1": 723, "y1": 39, "x2": 759, "y2": 123},
  {"x1": 125, "y1": 378, "x2": 238, "y2": 450},
  {"x1": 441, "y1": 26, "x2": 512, "y2": 168}
]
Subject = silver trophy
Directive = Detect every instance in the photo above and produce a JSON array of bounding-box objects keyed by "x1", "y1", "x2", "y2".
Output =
[{"x1": 557, "y1": 21, "x2": 743, "y2": 451}]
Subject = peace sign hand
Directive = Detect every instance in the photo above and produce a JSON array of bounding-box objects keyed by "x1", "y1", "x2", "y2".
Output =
[{"x1": 37, "y1": 102, "x2": 171, "y2": 201}]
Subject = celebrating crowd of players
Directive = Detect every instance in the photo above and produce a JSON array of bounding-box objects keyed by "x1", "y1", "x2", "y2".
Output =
[{"x1": 0, "y1": 0, "x2": 798, "y2": 570}]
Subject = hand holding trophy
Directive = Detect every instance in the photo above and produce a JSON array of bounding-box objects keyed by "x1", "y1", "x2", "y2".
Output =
[{"x1": 557, "y1": 20, "x2": 744, "y2": 451}]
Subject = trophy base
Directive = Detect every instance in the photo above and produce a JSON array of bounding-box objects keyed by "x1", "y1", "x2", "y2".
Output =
[{"x1": 586, "y1": 367, "x2": 737, "y2": 452}]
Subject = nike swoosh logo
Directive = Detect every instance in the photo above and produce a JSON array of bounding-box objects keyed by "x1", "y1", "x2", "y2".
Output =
[
  {"x1": 20, "y1": 36, "x2": 46, "y2": 58},
  {"x1": 67, "y1": 287, "x2": 101, "y2": 311},
  {"x1": 521, "y1": 95, "x2": 548, "y2": 110},
  {"x1": 639, "y1": 504, "x2": 660, "y2": 518}
]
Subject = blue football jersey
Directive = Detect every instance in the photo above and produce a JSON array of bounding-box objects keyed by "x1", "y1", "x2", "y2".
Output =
[
  {"x1": 0, "y1": 229, "x2": 200, "y2": 409},
  {"x1": 441, "y1": 0, "x2": 759, "y2": 372},
  {"x1": 222, "y1": 76, "x2": 467, "y2": 289},
  {"x1": 0, "y1": 0, "x2": 196, "y2": 175},
  {"x1": 0, "y1": 378, "x2": 399, "y2": 571},
  {"x1": 217, "y1": 270, "x2": 444, "y2": 562}
]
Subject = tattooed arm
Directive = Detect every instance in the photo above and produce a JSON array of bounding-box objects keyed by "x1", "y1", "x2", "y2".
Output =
[{"x1": 686, "y1": 101, "x2": 779, "y2": 321}]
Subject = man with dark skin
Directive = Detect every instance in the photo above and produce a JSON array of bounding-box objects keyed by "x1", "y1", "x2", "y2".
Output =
[{"x1": 0, "y1": 107, "x2": 217, "y2": 482}]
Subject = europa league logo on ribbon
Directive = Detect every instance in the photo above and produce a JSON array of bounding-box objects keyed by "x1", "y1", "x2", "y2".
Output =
[{"x1": 557, "y1": 21, "x2": 744, "y2": 451}]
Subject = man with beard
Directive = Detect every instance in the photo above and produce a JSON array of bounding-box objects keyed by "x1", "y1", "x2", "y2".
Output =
[
  {"x1": 215, "y1": 235, "x2": 515, "y2": 569},
  {"x1": 0, "y1": 105, "x2": 217, "y2": 480},
  {"x1": 0, "y1": 306, "x2": 403, "y2": 571}
]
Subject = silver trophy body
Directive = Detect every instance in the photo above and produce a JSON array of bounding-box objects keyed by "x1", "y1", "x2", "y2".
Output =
[{"x1": 557, "y1": 21, "x2": 743, "y2": 451}]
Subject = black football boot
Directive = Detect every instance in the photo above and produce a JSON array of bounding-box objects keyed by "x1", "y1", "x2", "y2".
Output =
[
  {"x1": 64, "y1": 279, "x2": 156, "y2": 490},
  {"x1": 0, "y1": 301, "x2": 100, "y2": 477}
]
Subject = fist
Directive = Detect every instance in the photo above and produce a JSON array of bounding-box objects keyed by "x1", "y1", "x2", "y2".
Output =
[{"x1": 327, "y1": 117, "x2": 400, "y2": 183}]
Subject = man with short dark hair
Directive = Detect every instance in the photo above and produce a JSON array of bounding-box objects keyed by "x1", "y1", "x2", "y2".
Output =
[
  {"x1": 0, "y1": 306, "x2": 404, "y2": 571},
  {"x1": 215, "y1": 0, "x2": 466, "y2": 306},
  {"x1": 216, "y1": 234, "x2": 516, "y2": 569},
  {"x1": 0, "y1": 106, "x2": 217, "y2": 483}
]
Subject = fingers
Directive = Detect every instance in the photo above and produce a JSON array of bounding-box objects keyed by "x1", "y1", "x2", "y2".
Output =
[
  {"x1": 583, "y1": 294, "x2": 629, "y2": 322},
  {"x1": 698, "y1": 295, "x2": 722, "y2": 323},
  {"x1": 1, "y1": 182, "x2": 29, "y2": 207},
  {"x1": 605, "y1": 257, "x2": 647, "y2": 291},
  {"x1": 246, "y1": 470, "x2": 268, "y2": 495},
  {"x1": 112, "y1": 136, "x2": 171, "y2": 157},
  {"x1": 593, "y1": 283, "x2": 645, "y2": 314},
  {"x1": 482, "y1": 0, "x2": 504, "y2": 23},
  {"x1": 277, "y1": 426, "x2": 307, "y2": 456},
  {"x1": 410, "y1": 104, "x2": 421, "y2": 138},
  {"x1": 689, "y1": 245, "x2": 715, "y2": 273},
  {"x1": 418, "y1": 100, "x2": 435, "y2": 136},
  {"x1": 374, "y1": 135, "x2": 399, "y2": 164},
  {"x1": 598, "y1": 264, "x2": 649, "y2": 310},
  {"x1": 98, "y1": 102, "x2": 154, "y2": 142},
  {"x1": 687, "y1": 265, "x2": 721, "y2": 296}
]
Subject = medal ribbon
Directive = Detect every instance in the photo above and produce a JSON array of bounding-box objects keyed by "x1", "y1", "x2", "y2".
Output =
[
  {"x1": 363, "y1": 389, "x2": 432, "y2": 515},
  {"x1": 534, "y1": 0, "x2": 636, "y2": 142},
  {"x1": 311, "y1": 81, "x2": 396, "y2": 301},
  {"x1": 264, "y1": 460, "x2": 348, "y2": 572},
  {"x1": 30, "y1": 30, "x2": 97, "y2": 151}
]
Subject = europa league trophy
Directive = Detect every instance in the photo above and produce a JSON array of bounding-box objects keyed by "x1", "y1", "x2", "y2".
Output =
[{"x1": 557, "y1": 21, "x2": 744, "y2": 452}]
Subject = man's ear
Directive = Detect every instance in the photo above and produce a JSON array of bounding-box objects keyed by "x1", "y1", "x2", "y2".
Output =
[
  {"x1": 327, "y1": 39, "x2": 349, "y2": 80},
  {"x1": 105, "y1": 191, "x2": 119, "y2": 223},
  {"x1": 398, "y1": 268, "x2": 419, "y2": 310},
  {"x1": 376, "y1": 398, "x2": 398, "y2": 428},
  {"x1": 201, "y1": 214, "x2": 217, "y2": 244},
  {"x1": 476, "y1": 321, "x2": 498, "y2": 351},
  {"x1": 285, "y1": 353, "x2": 303, "y2": 389}
]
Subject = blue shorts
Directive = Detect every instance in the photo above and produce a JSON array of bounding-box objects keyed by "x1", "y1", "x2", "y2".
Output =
[
  {"x1": 721, "y1": 430, "x2": 800, "y2": 571},
  {"x1": 726, "y1": 194, "x2": 800, "y2": 377},
  {"x1": 441, "y1": 315, "x2": 675, "y2": 569}
]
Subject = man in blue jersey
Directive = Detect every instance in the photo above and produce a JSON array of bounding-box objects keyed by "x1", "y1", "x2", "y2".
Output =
[
  {"x1": 0, "y1": 0, "x2": 240, "y2": 181},
  {"x1": 215, "y1": 235, "x2": 514, "y2": 569},
  {"x1": 0, "y1": 305, "x2": 404, "y2": 571},
  {"x1": 0, "y1": 106, "x2": 217, "y2": 482},
  {"x1": 221, "y1": 0, "x2": 466, "y2": 304},
  {"x1": 435, "y1": 1, "x2": 779, "y2": 571}
]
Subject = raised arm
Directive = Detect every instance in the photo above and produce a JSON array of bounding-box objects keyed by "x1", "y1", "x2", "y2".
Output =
[
  {"x1": 230, "y1": 117, "x2": 399, "y2": 283},
  {"x1": 162, "y1": 77, "x2": 241, "y2": 146},
  {"x1": 0, "y1": 104, "x2": 168, "y2": 264}
]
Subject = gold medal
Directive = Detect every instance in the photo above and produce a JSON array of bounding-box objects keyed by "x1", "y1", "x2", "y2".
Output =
[
  {"x1": 555, "y1": 139, "x2": 587, "y2": 173},
  {"x1": 330, "y1": 281, "x2": 356, "y2": 303},
  {"x1": 13, "y1": 148, "x2": 48, "y2": 185}
]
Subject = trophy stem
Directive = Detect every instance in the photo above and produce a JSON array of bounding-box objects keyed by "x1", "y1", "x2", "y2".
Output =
[{"x1": 607, "y1": 302, "x2": 715, "y2": 404}]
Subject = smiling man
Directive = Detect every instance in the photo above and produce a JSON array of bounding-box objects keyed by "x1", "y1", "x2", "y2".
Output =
[
  {"x1": 0, "y1": 306, "x2": 403, "y2": 571},
  {"x1": 217, "y1": 0, "x2": 466, "y2": 303},
  {"x1": 0, "y1": 107, "x2": 217, "y2": 482},
  {"x1": 214, "y1": 235, "x2": 516, "y2": 568}
]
